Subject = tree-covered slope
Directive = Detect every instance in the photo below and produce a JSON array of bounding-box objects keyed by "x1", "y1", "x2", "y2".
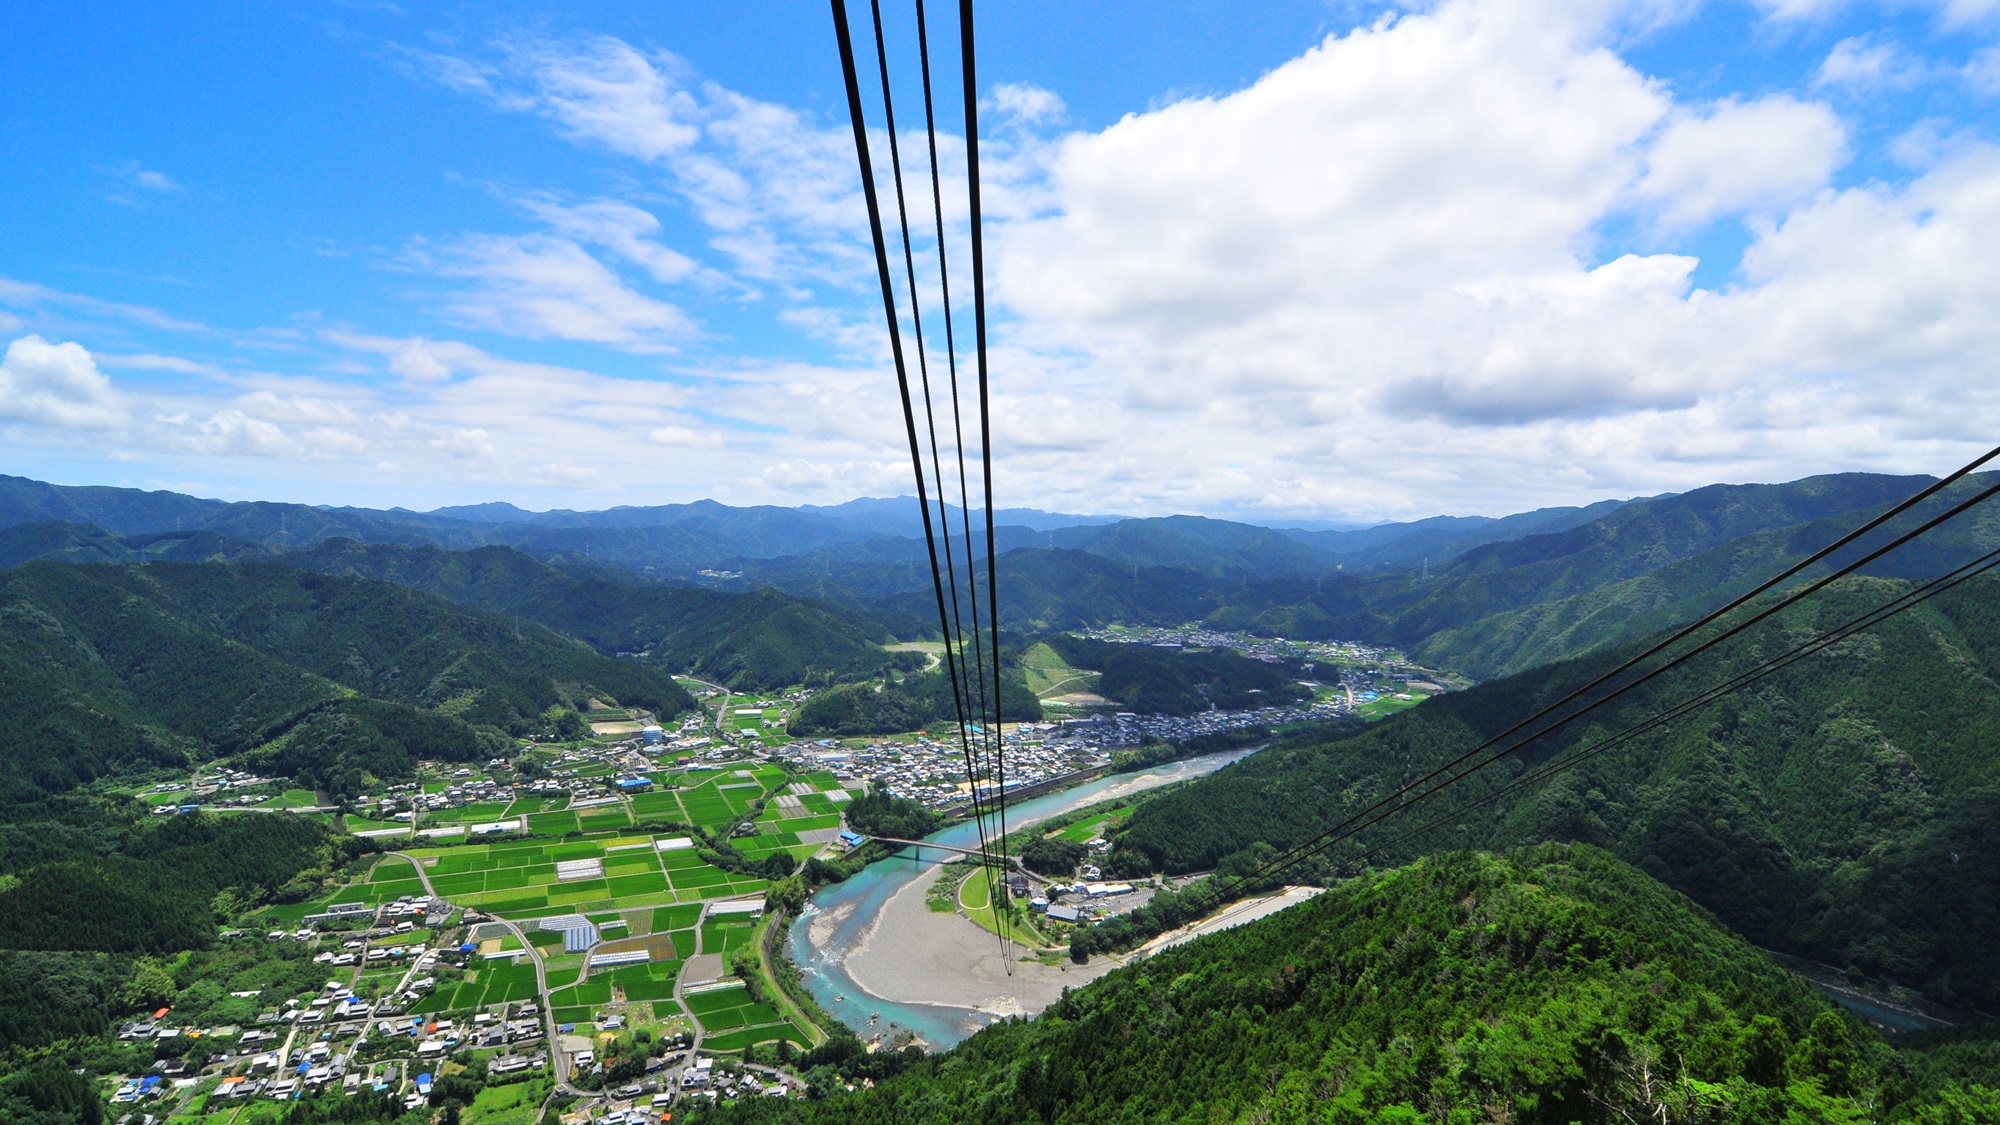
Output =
[
  {"x1": 1403, "y1": 478, "x2": 2000, "y2": 678},
  {"x1": 1103, "y1": 573, "x2": 2000, "y2": 1011},
  {"x1": 0, "y1": 558, "x2": 692, "y2": 798},
  {"x1": 0, "y1": 812, "x2": 365, "y2": 955},
  {"x1": 82, "y1": 559, "x2": 693, "y2": 724},
  {"x1": 1041, "y1": 633, "x2": 1313, "y2": 713},
  {"x1": 788, "y1": 663, "x2": 1044, "y2": 737},
  {"x1": 1283, "y1": 497, "x2": 1632, "y2": 567},
  {"x1": 693, "y1": 846, "x2": 1999, "y2": 1124},
  {"x1": 0, "y1": 561, "x2": 343, "y2": 800},
  {"x1": 1202, "y1": 474, "x2": 1952, "y2": 650}
]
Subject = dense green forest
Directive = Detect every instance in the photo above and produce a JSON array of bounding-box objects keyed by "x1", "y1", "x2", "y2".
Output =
[
  {"x1": 0, "y1": 523, "x2": 911, "y2": 691},
  {"x1": 0, "y1": 557, "x2": 692, "y2": 798},
  {"x1": 788, "y1": 664, "x2": 1043, "y2": 737},
  {"x1": 1100, "y1": 573, "x2": 2000, "y2": 1012},
  {"x1": 686, "y1": 846, "x2": 2000, "y2": 1123},
  {"x1": 0, "y1": 812, "x2": 368, "y2": 954}
]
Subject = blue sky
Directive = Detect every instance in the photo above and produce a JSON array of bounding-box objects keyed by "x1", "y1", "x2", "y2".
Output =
[{"x1": 2, "y1": 0, "x2": 1997, "y2": 520}]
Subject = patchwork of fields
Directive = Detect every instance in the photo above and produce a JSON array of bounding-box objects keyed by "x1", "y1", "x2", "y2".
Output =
[
  {"x1": 255, "y1": 760, "x2": 856, "y2": 1053},
  {"x1": 403, "y1": 835, "x2": 772, "y2": 915}
]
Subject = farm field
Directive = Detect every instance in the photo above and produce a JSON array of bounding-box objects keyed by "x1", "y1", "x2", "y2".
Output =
[
  {"x1": 342, "y1": 815, "x2": 408, "y2": 833},
  {"x1": 411, "y1": 958, "x2": 542, "y2": 1013},
  {"x1": 684, "y1": 983, "x2": 806, "y2": 1049},
  {"x1": 738, "y1": 770, "x2": 852, "y2": 859},
  {"x1": 463, "y1": 1079, "x2": 552, "y2": 1125},
  {"x1": 502, "y1": 796, "x2": 568, "y2": 817}
]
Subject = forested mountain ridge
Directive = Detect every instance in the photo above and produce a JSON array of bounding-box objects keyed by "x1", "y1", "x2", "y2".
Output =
[
  {"x1": 61, "y1": 560, "x2": 694, "y2": 726},
  {"x1": 5, "y1": 472, "x2": 1971, "y2": 692},
  {"x1": 0, "y1": 526, "x2": 909, "y2": 690},
  {"x1": 285, "y1": 538, "x2": 902, "y2": 689},
  {"x1": 0, "y1": 558, "x2": 692, "y2": 798},
  {"x1": 689, "y1": 845, "x2": 2000, "y2": 1124},
  {"x1": 1191, "y1": 473, "x2": 1952, "y2": 656},
  {"x1": 1101, "y1": 571, "x2": 2000, "y2": 1011}
]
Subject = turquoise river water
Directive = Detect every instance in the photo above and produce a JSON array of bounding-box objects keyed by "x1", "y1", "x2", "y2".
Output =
[{"x1": 786, "y1": 748, "x2": 1261, "y2": 1049}]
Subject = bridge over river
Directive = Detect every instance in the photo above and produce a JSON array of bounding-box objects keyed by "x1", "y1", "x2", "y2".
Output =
[{"x1": 861, "y1": 836, "x2": 1051, "y2": 884}]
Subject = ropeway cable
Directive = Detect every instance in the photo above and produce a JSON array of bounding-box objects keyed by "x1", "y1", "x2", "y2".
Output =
[
  {"x1": 830, "y1": 0, "x2": 1001, "y2": 895},
  {"x1": 956, "y1": 0, "x2": 1014, "y2": 932},
  {"x1": 862, "y1": 0, "x2": 989, "y2": 867},
  {"x1": 863, "y1": 0, "x2": 1013, "y2": 957},
  {"x1": 833, "y1": 0, "x2": 1017, "y2": 962},
  {"x1": 912, "y1": 0, "x2": 1001, "y2": 885}
]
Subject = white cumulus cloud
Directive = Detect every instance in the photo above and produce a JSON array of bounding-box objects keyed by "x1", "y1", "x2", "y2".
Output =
[
  {"x1": 1635, "y1": 96, "x2": 1848, "y2": 224},
  {"x1": 0, "y1": 335, "x2": 128, "y2": 430}
]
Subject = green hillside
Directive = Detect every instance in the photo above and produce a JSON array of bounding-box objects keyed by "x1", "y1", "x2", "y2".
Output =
[
  {"x1": 1100, "y1": 572, "x2": 2000, "y2": 1011},
  {"x1": 0, "y1": 520, "x2": 272, "y2": 568},
  {"x1": 686, "y1": 846, "x2": 1999, "y2": 1123},
  {"x1": 1041, "y1": 633, "x2": 1312, "y2": 713}
]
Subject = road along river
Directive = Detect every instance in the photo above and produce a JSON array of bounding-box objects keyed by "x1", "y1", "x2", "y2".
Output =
[{"x1": 787, "y1": 748, "x2": 1263, "y2": 1049}]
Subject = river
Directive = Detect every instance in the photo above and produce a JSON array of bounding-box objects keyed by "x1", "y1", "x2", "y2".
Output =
[{"x1": 786, "y1": 748, "x2": 1262, "y2": 1049}]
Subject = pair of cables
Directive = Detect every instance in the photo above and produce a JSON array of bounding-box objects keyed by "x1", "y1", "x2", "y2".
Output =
[
  {"x1": 1162, "y1": 444, "x2": 2000, "y2": 920},
  {"x1": 831, "y1": 0, "x2": 1015, "y2": 960},
  {"x1": 1360, "y1": 537, "x2": 2000, "y2": 865}
]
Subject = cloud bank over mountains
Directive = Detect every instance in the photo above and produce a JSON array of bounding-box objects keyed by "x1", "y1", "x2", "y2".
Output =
[{"x1": 4, "y1": 0, "x2": 1999, "y2": 520}]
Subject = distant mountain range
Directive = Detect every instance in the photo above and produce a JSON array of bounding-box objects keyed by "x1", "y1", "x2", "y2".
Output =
[
  {"x1": 0, "y1": 473, "x2": 1634, "y2": 580},
  {"x1": 9, "y1": 471, "x2": 1999, "y2": 685}
]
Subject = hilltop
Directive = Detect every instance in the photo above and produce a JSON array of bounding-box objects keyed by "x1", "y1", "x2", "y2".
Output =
[{"x1": 683, "y1": 845, "x2": 1999, "y2": 1123}]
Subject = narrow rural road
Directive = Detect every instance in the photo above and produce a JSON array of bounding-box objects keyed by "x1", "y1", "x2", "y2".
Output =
[{"x1": 386, "y1": 852, "x2": 594, "y2": 1101}]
